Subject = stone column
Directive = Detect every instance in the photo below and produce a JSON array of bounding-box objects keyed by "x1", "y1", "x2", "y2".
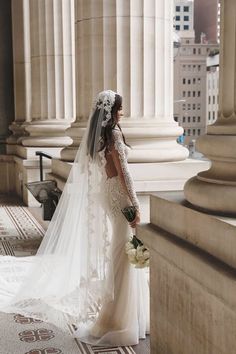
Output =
[
  {"x1": 7, "y1": 0, "x2": 31, "y2": 154},
  {"x1": 62, "y1": 0, "x2": 189, "y2": 162},
  {"x1": 184, "y1": 0, "x2": 236, "y2": 214},
  {"x1": 21, "y1": 0, "x2": 75, "y2": 148}
]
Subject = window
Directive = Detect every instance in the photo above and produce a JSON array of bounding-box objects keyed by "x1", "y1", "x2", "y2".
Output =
[
  {"x1": 188, "y1": 91, "x2": 191, "y2": 97},
  {"x1": 183, "y1": 117, "x2": 186, "y2": 123},
  {"x1": 213, "y1": 96, "x2": 216, "y2": 104},
  {"x1": 187, "y1": 103, "x2": 191, "y2": 110},
  {"x1": 188, "y1": 79, "x2": 191, "y2": 84},
  {"x1": 183, "y1": 91, "x2": 186, "y2": 97},
  {"x1": 184, "y1": 16, "x2": 189, "y2": 21},
  {"x1": 183, "y1": 104, "x2": 186, "y2": 110},
  {"x1": 208, "y1": 112, "x2": 211, "y2": 120},
  {"x1": 198, "y1": 116, "x2": 201, "y2": 122},
  {"x1": 198, "y1": 48, "x2": 201, "y2": 55},
  {"x1": 198, "y1": 65, "x2": 201, "y2": 71},
  {"x1": 184, "y1": 6, "x2": 189, "y2": 12},
  {"x1": 198, "y1": 91, "x2": 201, "y2": 97},
  {"x1": 183, "y1": 78, "x2": 186, "y2": 84},
  {"x1": 193, "y1": 117, "x2": 196, "y2": 122},
  {"x1": 193, "y1": 48, "x2": 196, "y2": 54},
  {"x1": 175, "y1": 25, "x2": 180, "y2": 31},
  {"x1": 193, "y1": 65, "x2": 196, "y2": 71},
  {"x1": 188, "y1": 117, "x2": 191, "y2": 123},
  {"x1": 198, "y1": 78, "x2": 201, "y2": 84},
  {"x1": 184, "y1": 25, "x2": 189, "y2": 30},
  {"x1": 193, "y1": 129, "x2": 196, "y2": 135},
  {"x1": 193, "y1": 91, "x2": 196, "y2": 97},
  {"x1": 174, "y1": 116, "x2": 178, "y2": 122},
  {"x1": 188, "y1": 65, "x2": 191, "y2": 70},
  {"x1": 198, "y1": 129, "x2": 201, "y2": 135},
  {"x1": 197, "y1": 103, "x2": 201, "y2": 110},
  {"x1": 209, "y1": 96, "x2": 211, "y2": 104},
  {"x1": 188, "y1": 129, "x2": 191, "y2": 136},
  {"x1": 213, "y1": 112, "x2": 215, "y2": 120},
  {"x1": 176, "y1": 6, "x2": 181, "y2": 12},
  {"x1": 217, "y1": 95, "x2": 219, "y2": 104},
  {"x1": 193, "y1": 104, "x2": 196, "y2": 110},
  {"x1": 175, "y1": 16, "x2": 180, "y2": 21},
  {"x1": 183, "y1": 65, "x2": 186, "y2": 71},
  {"x1": 193, "y1": 78, "x2": 196, "y2": 84},
  {"x1": 186, "y1": 40, "x2": 190, "y2": 44}
]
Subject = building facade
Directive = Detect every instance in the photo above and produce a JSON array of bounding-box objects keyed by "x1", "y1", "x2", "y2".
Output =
[
  {"x1": 174, "y1": 0, "x2": 194, "y2": 38},
  {"x1": 206, "y1": 53, "x2": 219, "y2": 126}
]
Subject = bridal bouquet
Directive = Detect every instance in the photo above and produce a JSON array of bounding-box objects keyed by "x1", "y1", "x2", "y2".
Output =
[{"x1": 121, "y1": 206, "x2": 150, "y2": 268}]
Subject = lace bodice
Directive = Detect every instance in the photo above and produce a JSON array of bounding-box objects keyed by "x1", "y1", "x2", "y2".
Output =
[{"x1": 111, "y1": 129, "x2": 140, "y2": 211}]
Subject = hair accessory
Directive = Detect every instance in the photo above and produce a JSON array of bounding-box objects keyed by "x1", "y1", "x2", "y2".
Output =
[{"x1": 95, "y1": 90, "x2": 116, "y2": 127}]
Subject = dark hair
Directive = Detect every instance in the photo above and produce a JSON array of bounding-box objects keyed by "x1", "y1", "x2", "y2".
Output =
[{"x1": 87, "y1": 94, "x2": 130, "y2": 158}]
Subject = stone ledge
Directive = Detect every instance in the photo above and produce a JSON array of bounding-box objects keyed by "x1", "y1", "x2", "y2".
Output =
[{"x1": 148, "y1": 192, "x2": 236, "y2": 270}]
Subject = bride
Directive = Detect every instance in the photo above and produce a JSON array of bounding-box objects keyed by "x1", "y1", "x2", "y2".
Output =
[{"x1": 0, "y1": 90, "x2": 149, "y2": 346}]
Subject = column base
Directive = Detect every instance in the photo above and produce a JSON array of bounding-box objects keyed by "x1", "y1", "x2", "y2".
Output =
[
  {"x1": 61, "y1": 119, "x2": 189, "y2": 162},
  {"x1": 184, "y1": 176, "x2": 236, "y2": 215}
]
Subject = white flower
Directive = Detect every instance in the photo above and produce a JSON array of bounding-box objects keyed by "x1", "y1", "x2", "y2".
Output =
[{"x1": 127, "y1": 249, "x2": 137, "y2": 264}]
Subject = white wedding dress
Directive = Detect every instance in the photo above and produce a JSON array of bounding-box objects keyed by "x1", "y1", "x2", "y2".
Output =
[
  {"x1": 76, "y1": 129, "x2": 150, "y2": 345},
  {"x1": 0, "y1": 102, "x2": 149, "y2": 347}
]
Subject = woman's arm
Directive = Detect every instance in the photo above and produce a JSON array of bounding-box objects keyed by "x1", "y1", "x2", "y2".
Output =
[{"x1": 110, "y1": 130, "x2": 140, "y2": 216}]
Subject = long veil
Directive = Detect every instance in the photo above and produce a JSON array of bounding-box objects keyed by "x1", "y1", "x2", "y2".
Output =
[{"x1": 0, "y1": 91, "x2": 116, "y2": 332}]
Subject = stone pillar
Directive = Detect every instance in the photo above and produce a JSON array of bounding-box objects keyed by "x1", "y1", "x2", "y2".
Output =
[
  {"x1": 21, "y1": 0, "x2": 75, "y2": 148},
  {"x1": 61, "y1": 0, "x2": 189, "y2": 162},
  {"x1": 184, "y1": 0, "x2": 236, "y2": 214},
  {"x1": 6, "y1": 0, "x2": 28, "y2": 154}
]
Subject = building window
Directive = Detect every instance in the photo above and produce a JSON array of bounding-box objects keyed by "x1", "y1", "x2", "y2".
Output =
[
  {"x1": 198, "y1": 78, "x2": 201, "y2": 84},
  {"x1": 188, "y1": 117, "x2": 191, "y2": 123},
  {"x1": 174, "y1": 116, "x2": 178, "y2": 122},
  {"x1": 183, "y1": 65, "x2": 186, "y2": 71},
  {"x1": 198, "y1": 48, "x2": 201, "y2": 55},
  {"x1": 198, "y1": 91, "x2": 201, "y2": 97},
  {"x1": 193, "y1": 116, "x2": 196, "y2": 122},
  {"x1": 188, "y1": 91, "x2": 191, "y2": 97},
  {"x1": 193, "y1": 65, "x2": 196, "y2": 71},
  {"x1": 213, "y1": 111, "x2": 215, "y2": 120},
  {"x1": 175, "y1": 25, "x2": 180, "y2": 31},
  {"x1": 183, "y1": 91, "x2": 186, "y2": 97},
  {"x1": 184, "y1": 6, "x2": 189, "y2": 12},
  {"x1": 198, "y1": 116, "x2": 201, "y2": 122},
  {"x1": 175, "y1": 15, "x2": 181, "y2": 21},
  {"x1": 186, "y1": 40, "x2": 190, "y2": 44},
  {"x1": 193, "y1": 48, "x2": 196, "y2": 54},
  {"x1": 193, "y1": 104, "x2": 196, "y2": 110},
  {"x1": 183, "y1": 117, "x2": 186, "y2": 123},
  {"x1": 208, "y1": 112, "x2": 211, "y2": 120},
  {"x1": 198, "y1": 129, "x2": 201, "y2": 135},
  {"x1": 184, "y1": 16, "x2": 189, "y2": 21},
  {"x1": 188, "y1": 79, "x2": 191, "y2": 84},
  {"x1": 187, "y1": 103, "x2": 191, "y2": 110},
  {"x1": 188, "y1": 129, "x2": 191, "y2": 135},
  {"x1": 217, "y1": 95, "x2": 219, "y2": 104},
  {"x1": 183, "y1": 78, "x2": 186, "y2": 84},
  {"x1": 193, "y1": 91, "x2": 196, "y2": 97},
  {"x1": 193, "y1": 78, "x2": 196, "y2": 84},
  {"x1": 213, "y1": 96, "x2": 216, "y2": 104},
  {"x1": 193, "y1": 129, "x2": 196, "y2": 135},
  {"x1": 197, "y1": 103, "x2": 201, "y2": 110},
  {"x1": 183, "y1": 104, "x2": 186, "y2": 110},
  {"x1": 209, "y1": 96, "x2": 211, "y2": 104},
  {"x1": 176, "y1": 6, "x2": 181, "y2": 12},
  {"x1": 184, "y1": 25, "x2": 189, "y2": 30},
  {"x1": 198, "y1": 65, "x2": 201, "y2": 71},
  {"x1": 188, "y1": 65, "x2": 191, "y2": 70}
]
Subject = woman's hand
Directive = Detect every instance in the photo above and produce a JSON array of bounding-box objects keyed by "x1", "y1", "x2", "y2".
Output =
[{"x1": 129, "y1": 211, "x2": 140, "y2": 228}]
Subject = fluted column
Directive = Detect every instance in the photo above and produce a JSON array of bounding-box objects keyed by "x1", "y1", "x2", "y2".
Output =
[
  {"x1": 21, "y1": 0, "x2": 75, "y2": 148},
  {"x1": 7, "y1": 0, "x2": 31, "y2": 153},
  {"x1": 184, "y1": 0, "x2": 236, "y2": 214},
  {"x1": 62, "y1": 0, "x2": 189, "y2": 162}
]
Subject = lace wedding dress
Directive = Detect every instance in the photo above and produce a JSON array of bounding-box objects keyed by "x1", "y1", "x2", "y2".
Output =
[
  {"x1": 0, "y1": 90, "x2": 149, "y2": 347},
  {"x1": 76, "y1": 129, "x2": 150, "y2": 346}
]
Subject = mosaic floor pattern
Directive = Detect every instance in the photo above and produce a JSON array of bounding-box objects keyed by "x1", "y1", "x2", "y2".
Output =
[{"x1": 0, "y1": 201, "x2": 136, "y2": 354}]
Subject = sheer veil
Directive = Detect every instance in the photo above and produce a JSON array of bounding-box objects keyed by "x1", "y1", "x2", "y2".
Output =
[{"x1": 0, "y1": 90, "x2": 117, "y2": 332}]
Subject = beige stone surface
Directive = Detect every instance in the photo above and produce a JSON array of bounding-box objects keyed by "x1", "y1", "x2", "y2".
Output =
[{"x1": 138, "y1": 192, "x2": 236, "y2": 354}]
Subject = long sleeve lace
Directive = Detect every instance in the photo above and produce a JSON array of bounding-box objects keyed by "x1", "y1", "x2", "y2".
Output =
[{"x1": 111, "y1": 129, "x2": 140, "y2": 211}]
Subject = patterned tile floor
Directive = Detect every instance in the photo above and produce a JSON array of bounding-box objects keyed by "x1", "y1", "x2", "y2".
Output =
[{"x1": 0, "y1": 195, "x2": 150, "y2": 354}]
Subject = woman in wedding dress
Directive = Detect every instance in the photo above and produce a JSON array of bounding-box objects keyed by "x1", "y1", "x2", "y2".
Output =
[{"x1": 0, "y1": 90, "x2": 149, "y2": 346}]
